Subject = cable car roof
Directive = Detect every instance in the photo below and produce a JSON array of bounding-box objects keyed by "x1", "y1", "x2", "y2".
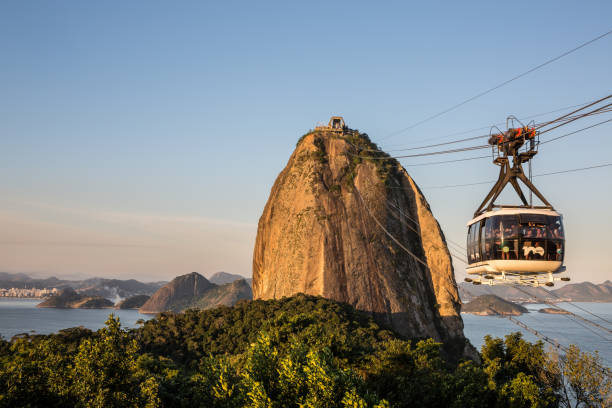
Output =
[{"x1": 467, "y1": 207, "x2": 562, "y2": 226}]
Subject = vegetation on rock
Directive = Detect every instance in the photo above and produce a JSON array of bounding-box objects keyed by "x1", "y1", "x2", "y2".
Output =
[{"x1": 37, "y1": 288, "x2": 114, "y2": 309}]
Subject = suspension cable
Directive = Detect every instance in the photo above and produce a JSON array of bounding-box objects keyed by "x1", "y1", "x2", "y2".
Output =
[
  {"x1": 348, "y1": 104, "x2": 612, "y2": 161},
  {"x1": 541, "y1": 287, "x2": 612, "y2": 326},
  {"x1": 540, "y1": 117, "x2": 612, "y2": 144},
  {"x1": 356, "y1": 183, "x2": 611, "y2": 370},
  {"x1": 363, "y1": 187, "x2": 575, "y2": 355},
  {"x1": 380, "y1": 30, "x2": 612, "y2": 141},
  {"x1": 447, "y1": 238, "x2": 467, "y2": 251},
  {"x1": 420, "y1": 163, "x2": 612, "y2": 190},
  {"x1": 382, "y1": 100, "x2": 596, "y2": 150},
  {"x1": 353, "y1": 186, "x2": 429, "y2": 268},
  {"x1": 511, "y1": 285, "x2": 612, "y2": 337},
  {"x1": 403, "y1": 155, "x2": 491, "y2": 167},
  {"x1": 377, "y1": 104, "x2": 612, "y2": 154},
  {"x1": 536, "y1": 94, "x2": 612, "y2": 130},
  {"x1": 460, "y1": 279, "x2": 571, "y2": 351},
  {"x1": 461, "y1": 284, "x2": 612, "y2": 375},
  {"x1": 538, "y1": 102, "x2": 612, "y2": 135},
  {"x1": 391, "y1": 116, "x2": 612, "y2": 170}
]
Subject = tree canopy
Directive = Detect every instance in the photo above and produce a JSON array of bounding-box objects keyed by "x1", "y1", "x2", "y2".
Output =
[{"x1": 0, "y1": 295, "x2": 609, "y2": 407}]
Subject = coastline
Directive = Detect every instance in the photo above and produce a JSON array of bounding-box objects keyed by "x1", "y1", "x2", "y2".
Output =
[{"x1": 0, "y1": 296, "x2": 44, "y2": 300}]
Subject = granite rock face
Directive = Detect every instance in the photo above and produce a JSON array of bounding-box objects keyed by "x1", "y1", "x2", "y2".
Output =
[
  {"x1": 115, "y1": 295, "x2": 151, "y2": 309},
  {"x1": 139, "y1": 272, "x2": 215, "y2": 313},
  {"x1": 252, "y1": 129, "x2": 476, "y2": 359},
  {"x1": 139, "y1": 272, "x2": 252, "y2": 313}
]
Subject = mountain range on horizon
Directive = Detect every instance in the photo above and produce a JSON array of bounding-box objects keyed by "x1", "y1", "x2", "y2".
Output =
[
  {"x1": 458, "y1": 280, "x2": 612, "y2": 303},
  {"x1": 0, "y1": 271, "x2": 251, "y2": 301},
  {"x1": 3, "y1": 271, "x2": 610, "y2": 303},
  {"x1": 139, "y1": 271, "x2": 252, "y2": 313}
]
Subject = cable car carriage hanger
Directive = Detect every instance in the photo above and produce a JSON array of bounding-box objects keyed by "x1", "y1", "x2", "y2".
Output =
[{"x1": 464, "y1": 116, "x2": 570, "y2": 287}]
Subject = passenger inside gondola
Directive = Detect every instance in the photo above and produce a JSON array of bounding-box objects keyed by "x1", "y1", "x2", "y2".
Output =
[
  {"x1": 522, "y1": 241, "x2": 533, "y2": 259},
  {"x1": 533, "y1": 242, "x2": 545, "y2": 259},
  {"x1": 467, "y1": 214, "x2": 564, "y2": 264}
]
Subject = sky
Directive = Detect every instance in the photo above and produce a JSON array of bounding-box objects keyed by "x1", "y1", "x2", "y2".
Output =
[{"x1": 0, "y1": 1, "x2": 610, "y2": 283}]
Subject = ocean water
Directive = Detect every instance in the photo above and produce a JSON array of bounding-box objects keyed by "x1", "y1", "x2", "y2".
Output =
[
  {"x1": 1, "y1": 299, "x2": 610, "y2": 367},
  {"x1": 0, "y1": 298, "x2": 151, "y2": 338},
  {"x1": 462, "y1": 302, "x2": 612, "y2": 366}
]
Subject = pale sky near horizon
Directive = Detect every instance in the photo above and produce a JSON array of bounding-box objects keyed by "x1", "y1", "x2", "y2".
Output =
[{"x1": 1, "y1": 1, "x2": 611, "y2": 283}]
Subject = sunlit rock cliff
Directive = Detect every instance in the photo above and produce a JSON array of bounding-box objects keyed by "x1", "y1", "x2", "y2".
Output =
[
  {"x1": 139, "y1": 272, "x2": 252, "y2": 313},
  {"x1": 252, "y1": 122, "x2": 476, "y2": 358}
]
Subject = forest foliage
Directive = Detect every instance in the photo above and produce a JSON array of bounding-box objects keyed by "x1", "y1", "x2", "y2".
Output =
[{"x1": 0, "y1": 294, "x2": 610, "y2": 407}]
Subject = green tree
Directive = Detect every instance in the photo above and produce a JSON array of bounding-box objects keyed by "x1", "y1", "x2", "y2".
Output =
[
  {"x1": 241, "y1": 333, "x2": 387, "y2": 408},
  {"x1": 481, "y1": 332, "x2": 559, "y2": 407},
  {"x1": 71, "y1": 315, "x2": 160, "y2": 408},
  {"x1": 0, "y1": 337, "x2": 73, "y2": 407},
  {"x1": 184, "y1": 356, "x2": 245, "y2": 408},
  {"x1": 551, "y1": 345, "x2": 612, "y2": 408}
]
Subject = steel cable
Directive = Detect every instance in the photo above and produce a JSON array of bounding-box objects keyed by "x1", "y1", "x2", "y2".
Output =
[
  {"x1": 382, "y1": 100, "x2": 596, "y2": 150},
  {"x1": 511, "y1": 285, "x2": 612, "y2": 338},
  {"x1": 380, "y1": 30, "x2": 612, "y2": 141},
  {"x1": 420, "y1": 163, "x2": 612, "y2": 190}
]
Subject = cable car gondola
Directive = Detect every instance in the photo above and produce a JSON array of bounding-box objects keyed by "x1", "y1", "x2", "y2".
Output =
[{"x1": 465, "y1": 117, "x2": 569, "y2": 287}]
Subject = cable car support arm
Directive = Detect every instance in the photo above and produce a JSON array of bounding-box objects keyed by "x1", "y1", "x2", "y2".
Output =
[{"x1": 474, "y1": 122, "x2": 553, "y2": 217}]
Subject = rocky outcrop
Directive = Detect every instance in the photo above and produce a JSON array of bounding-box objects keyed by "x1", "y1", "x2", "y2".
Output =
[
  {"x1": 253, "y1": 127, "x2": 475, "y2": 359},
  {"x1": 115, "y1": 295, "x2": 151, "y2": 309},
  {"x1": 462, "y1": 295, "x2": 528, "y2": 316},
  {"x1": 538, "y1": 307, "x2": 570, "y2": 314},
  {"x1": 139, "y1": 272, "x2": 216, "y2": 313},
  {"x1": 139, "y1": 272, "x2": 253, "y2": 313},
  {"x1": 209, "y1": 272, "x2": 246, "y2": 285},
  {"x1": 191, "y1": 279, "x2": 252, "y2": 309},
  {"x1": 37, "y1": 287, "x2": 113, "y2": 309}
]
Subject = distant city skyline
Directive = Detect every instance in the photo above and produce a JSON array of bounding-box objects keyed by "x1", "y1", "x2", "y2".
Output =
[{"x1": 1, "y1": 1, "x2": 611, "y2": 283}]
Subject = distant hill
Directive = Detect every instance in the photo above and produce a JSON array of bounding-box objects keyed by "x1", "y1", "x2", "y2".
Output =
[
  {"x1": 140, "y1": 272, "x2": 252, "y2": 313},
  {"x1": 75, "y1": 278, "x2": 165, "y2": 299},
  {"x1": 459, "y1": 280, "x2": 612, "y2": 303},
  {"x1": 139, "y1": 272, "x2": 214, "y2": 313},
  {"x1": 0, "y1": 272, "x2": 32, "y2": 282},
  {"x1": 552, "y1": 280, "x2": 612, "y2": 302},
  {"x1": 115, "y1": 295, "x2": 150, "y2": 309},
  {"x1": 0, "y1": 272, "x2": 165, "y2": 300},
  {"x1": 459, "y1": 284, "x2": 552, "y2": 302},
  {"x1": 462, "y1": 295, "x2": 528, "y2": 316},
  {"x1": 37, "y1": 288, "x2": 113, "y2": 309},
  {"x1": 191, "y1": 279, "x2": 252, "y2": 309},
  {"x1": 208, "y1": 271, "x2": 251, "y2": 286}
]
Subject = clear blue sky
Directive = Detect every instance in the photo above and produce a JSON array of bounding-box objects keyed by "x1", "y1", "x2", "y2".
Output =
[{"x1": 1, "y1": 1, "x2": 610, "y2": 282}]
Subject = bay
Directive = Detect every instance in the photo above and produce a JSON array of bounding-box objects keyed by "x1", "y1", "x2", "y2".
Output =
[
  {"x1": 463, "y1": 302, "x2": 612, "y2": 366},
  {"x1": 0, "y1": 298, "x2": 152, "y2": 339},
  {"x1": 1, "y1": 299, "x2": 610, "y2": 368}
]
